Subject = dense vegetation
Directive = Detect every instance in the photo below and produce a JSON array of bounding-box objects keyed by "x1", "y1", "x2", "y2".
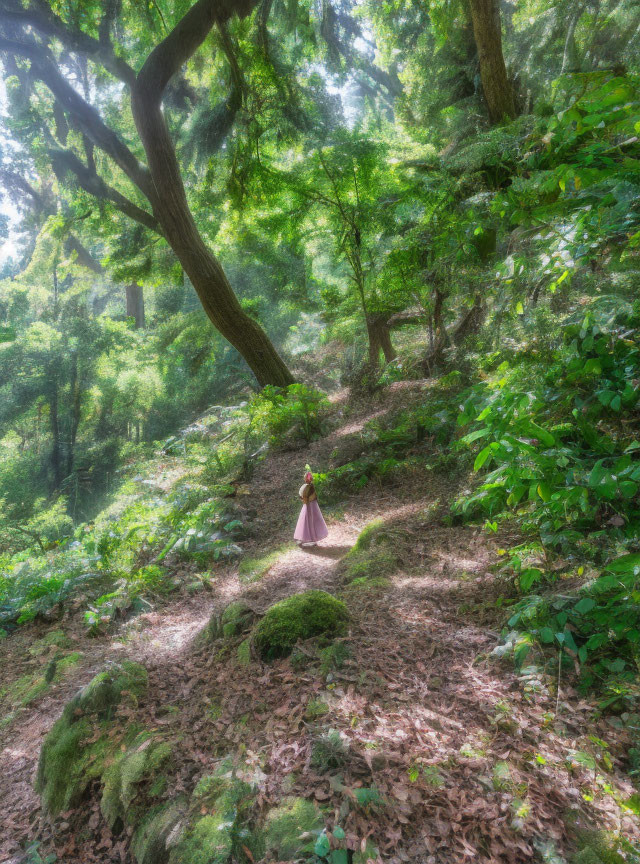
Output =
[{"x1": 1, "y1": 0, "x2": 640, "y2": 862}]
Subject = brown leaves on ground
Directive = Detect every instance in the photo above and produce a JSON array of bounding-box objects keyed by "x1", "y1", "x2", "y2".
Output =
[{"x1": 1, "y1": 385, "x2": 638, "y2": 863}]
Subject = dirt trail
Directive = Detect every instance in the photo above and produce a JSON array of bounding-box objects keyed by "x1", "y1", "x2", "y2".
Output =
[{"x1": 1, "y1": 384, "x2": 638, "y2": 863}]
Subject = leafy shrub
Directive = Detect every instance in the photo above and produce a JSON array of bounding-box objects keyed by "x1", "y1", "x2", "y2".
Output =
[
  {"x1": 506, "y1": 553, "x2": 640, "y2": 699},
  {"x1": 251, "y1": 383, "x2": 329, "y2": 446}
]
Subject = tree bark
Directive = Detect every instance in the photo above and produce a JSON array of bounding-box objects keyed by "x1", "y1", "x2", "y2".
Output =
[
  {"x1": 131, "y1": 4, "x2": 294, "y2": 388},
  {"x1": 468, "y1": 0, "x2": 516, "y2": 124},
  {"x1": 125, "y1": 282, "x2": 145, "y2": 329},
  {"x1": 365, "y1": 315, "x2": 397, "y2": 366},
  {"x1": 49, "y1": 385, "x2": 63, "y2": 489}
]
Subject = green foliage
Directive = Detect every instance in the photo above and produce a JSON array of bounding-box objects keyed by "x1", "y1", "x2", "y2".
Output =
[
  {"x1": 453, "y1": 304, "x2": 640, "y2": 700},
  {"x1": 253, "y1": 591, "x2": 349, "y2": 660},
  {"x1": 250, "y1": 384, "x2": 329, "y2": 446},
  {"x1": 311, "y1": 729, "x2": 349, "y2": 773}
]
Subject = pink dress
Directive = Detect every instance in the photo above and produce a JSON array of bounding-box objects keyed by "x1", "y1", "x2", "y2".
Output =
[{"x1": 294, "y1": 484, "x2": 328, "y2": 544}]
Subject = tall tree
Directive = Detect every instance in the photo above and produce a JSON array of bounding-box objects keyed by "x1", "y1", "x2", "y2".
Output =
[
  {"x1": 468, "y1": 0, "x2": 516, "y2": 123},
  {"x1": 0, "y1": 0, "x2": 294, "y2": 387}
]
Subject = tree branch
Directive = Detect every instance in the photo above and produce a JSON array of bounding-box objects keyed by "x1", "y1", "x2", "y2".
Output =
[
  {"x1": 49, "y1": 148, "x2": 161, "y2": 236},
  {"x1": 0, "y1": 0, "x2": 135, "y2": 86},
  {"x1": 0, "y1": 36, "x2": 155, "y2": 202},
  {"x1": 136, "y1": 0, "x2": 258, "y2": 104}
]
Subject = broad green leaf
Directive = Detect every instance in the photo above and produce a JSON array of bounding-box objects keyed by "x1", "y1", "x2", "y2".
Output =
[
  {"x1": 537, "y1": 483, "x2": 552, "y2": 502},
  {"x1": 474, "y1": 446, "x2": 492, "y2": 471},
  {"x1": 605, "y1": 554, "x2": 640, "y2": 575},
  {"x1": 574, "y1": 597, "x2": 596, "y2": 615}
]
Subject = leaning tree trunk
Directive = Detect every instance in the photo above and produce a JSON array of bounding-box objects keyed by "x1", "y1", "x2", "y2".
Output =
[
  {"x1": 131, "y1": 23, "x2": 294, "y2": 389},
  {"x1": 468, "y1": 0, "x2": 516, "y2": 124},
  {"x1": 126, "y1": 282, "x2": 145, "y2": 329}
]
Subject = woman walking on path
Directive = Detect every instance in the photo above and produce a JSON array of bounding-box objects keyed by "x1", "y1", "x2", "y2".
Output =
[{"x1": 294, "y1": 471, "x2": 328, "y2": 547}]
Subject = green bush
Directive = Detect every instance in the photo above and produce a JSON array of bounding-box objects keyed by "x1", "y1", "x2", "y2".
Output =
[{"x1": 251, "y1": 383, "x2": 329, "y2": 446}]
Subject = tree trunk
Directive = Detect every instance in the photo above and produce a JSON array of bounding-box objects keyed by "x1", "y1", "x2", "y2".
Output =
[
  {"x1": 67, "y1": 350, "x2": 80, "y2": 477},
  {"x1": 125, "y1": 282, "x2": 146, "y2": 328},
  {"x1": 468, "y1": 0, "x2": 516, "y2": 124},
  {"x1": 365, "y1": 315, "x2": 397, "y2": 366},
  {"x1": 131, "y1": 83, "x2": 294, "y2": 388},
  {"x1": 49, "y1": 386, "x2": 63, "y2": 489},
  {"x1": 561, "y1": 10, "x2": 582, "y2": 74}
]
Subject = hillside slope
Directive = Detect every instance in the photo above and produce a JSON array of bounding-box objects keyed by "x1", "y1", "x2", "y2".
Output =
[{"x1": 1, "y1": 383, "x2": 638, "y2": 864}]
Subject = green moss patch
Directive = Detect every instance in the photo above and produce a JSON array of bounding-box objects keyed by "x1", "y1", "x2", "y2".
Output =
[
  {"x1": 35, "y1": 660, "x2": 147, "y2": 817},
  {"x1": 305, "y1": 698, "x2": 330, "y2": 721},
  {"x1": 572, "y1": 831, "x2": 626, "y2": 864},
  {"x1": 203, "y1": 600, "x2": 257, "y2": 642},
  {"x1": 131, "y1": 800, "x2": 186, "y2": 864},
  {"x1": 263, "y1": 797, "x2": 323, "y2": 861},
  {"x1": 29, "y1": 629, "x2": 73, "y2": 656},
  {"x1": 238, "y1": 546, "x2": 290, "y2": 583},
  {"x1": 170, "y1": 761, "x2": 260, "y2": 864},
  {"x1": 341, "y1": 520, "x2": 399, "y2": 588},
  {"x1": 343, "y1": 549, "x2": 397, "y2": 585},
  {"x1": 101, "y1": 732, "x2": 172, "y2": 830},
  {"x1": 237, "y1": 638, "x2": 251, "y2": 666},
  {"x1": 350, "y1": 519, "x2": 386, "y2": 552},
  {"x1": 1, "y1": 651, "x2": 83, "y2": 711},
  {"x1": 253, "y1": 591, "x2": 349, "y2": 660}
]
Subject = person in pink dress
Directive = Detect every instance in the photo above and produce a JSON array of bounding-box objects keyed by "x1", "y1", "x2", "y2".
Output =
[{"x1": 294, "y1": 471, "x2": 328, "y2": 547}]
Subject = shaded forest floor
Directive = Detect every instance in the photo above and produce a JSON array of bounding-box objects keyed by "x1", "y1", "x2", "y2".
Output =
[{"x1": 1, "y1": 383, "x2": 638, "y2": 863}]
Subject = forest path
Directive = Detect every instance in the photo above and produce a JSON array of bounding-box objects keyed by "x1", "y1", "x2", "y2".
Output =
[{"x1": 1, "y1": 382, "x2": 638, "y2": 863}]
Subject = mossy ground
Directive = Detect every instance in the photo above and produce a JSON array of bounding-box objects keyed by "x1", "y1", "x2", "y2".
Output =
[
  {"x1": 253, "y1": 590, "x2": 349, "y2": 660},
  {"x1": 101, "y1": 731, "x2": 172, "y2": 830},
  {"x1": 238, "y1": 545, "x2": 291, "y2": 582},
  {"x1": 0, "y1": 650, "x2": 83, "y2": 709},
  {"x1": 263, "y1": 796, "x2": 324, "y2": 860},
  {"x1": 35, "y1": 661, "x2": 148, "y2": 816},
  {"x1": 341, "y1": 519, "x2": 399, "y2": 588}
]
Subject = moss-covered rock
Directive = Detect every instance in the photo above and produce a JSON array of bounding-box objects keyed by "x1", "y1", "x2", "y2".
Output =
[
  {"x1": 572, "y1": 831, "x2": 626, "y2": 864},
  {"x1": 101, "y1": 731, "x2": 172, "y2": 830},
  {"x1": 35, "y1": 660, "x2": 147, "y2": 816},
  {"x1": 131, "y1": 800, "x2": 186, "y2": 864},
  {"x1": 341, "y1": 520, "x2": 398, "y2": 587},
  {"x1": 203, "y1": 601, "x2": 257, "y2": 642},
  {"x1": 253, "y1": 591, "x2": 349, "y2": 660},
  {"x1": 169, "y1": 760, "x2": 260, "y2": 864},
  {"x1": 263, "y1": 797, "x2": 323, "y2": 861}
]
